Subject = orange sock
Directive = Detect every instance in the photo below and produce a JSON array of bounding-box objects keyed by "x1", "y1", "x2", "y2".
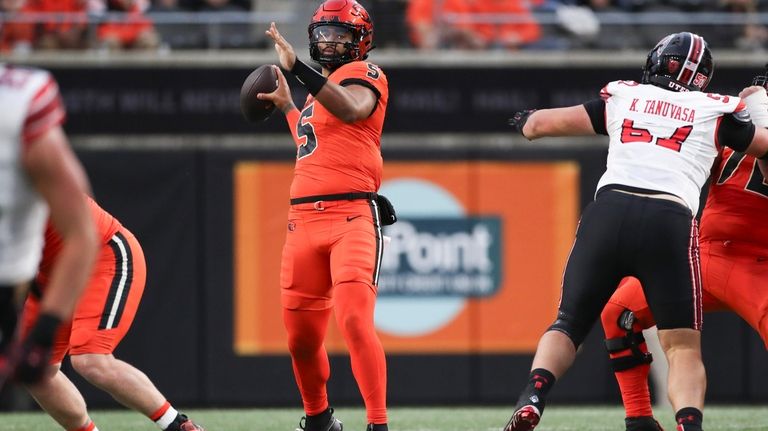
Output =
[
  {"x1": 334, "y1": 282, "x2": 387, "y2": 425},
  {"x1": 601, "y1": 300, "x2": 655, "y2": 418},
  {"x1": 283, "y1": 307, "x2": 333, "y2": 416}
]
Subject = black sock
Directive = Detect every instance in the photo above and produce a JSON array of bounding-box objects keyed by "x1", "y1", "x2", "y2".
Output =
[
  {"x1": 676, "y1": 407, "x2": 703, "y2": 430},
  {"x1": 367, "y1": 424, "x2": 388, "y2": 431},
  {"x1": 515, "y1": 368, "x2": 556, "y2": 413},
  {"x1": 306, "y1": 408, "x2": 333, "y2": 430}
]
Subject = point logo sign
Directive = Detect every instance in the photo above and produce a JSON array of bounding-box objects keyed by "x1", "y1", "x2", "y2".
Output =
[{"x1": 379, "y1": 218, "x2": 501, "y2": 297}]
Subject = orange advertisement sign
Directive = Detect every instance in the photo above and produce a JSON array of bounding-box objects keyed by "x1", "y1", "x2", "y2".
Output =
[{"x1": 234, "y1": 161, "x2": 578, "y2": 354}]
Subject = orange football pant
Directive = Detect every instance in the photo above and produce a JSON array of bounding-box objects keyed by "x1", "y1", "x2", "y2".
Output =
[
  {"x1": 21, "y1": 228, "x2": 146, "y2": 363},
  {"x1": 281, "y1": 199, "x2": 387, "y2": 425},
  {"x1": 602, "y1": 239, "x2": 768, "y2": 418}
]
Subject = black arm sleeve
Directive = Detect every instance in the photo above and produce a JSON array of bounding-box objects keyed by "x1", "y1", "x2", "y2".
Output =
[
  {"x1": 718, "y1": 110, "x2": 756, "y2": 153},
  {"x1": 583, "y1": 98, "x2": 608, "y2": 135}
]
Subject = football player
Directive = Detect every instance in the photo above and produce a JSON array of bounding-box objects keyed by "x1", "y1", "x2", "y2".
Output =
[
  {"x1": 256, "y1": 1, "x2": 391, "y2": 431},
  {"x1": 504, "y1": 32, "x2": 768, "y2": 431},
  {"x1": 600, "y1": 68, "x2": 768, "y2": 431},
  {"x1": 0, "y1": 64, "x2": 97, "y2": 385},
  {"x1": 19, "y1": 196, "x2": 204, "y2": 431}
]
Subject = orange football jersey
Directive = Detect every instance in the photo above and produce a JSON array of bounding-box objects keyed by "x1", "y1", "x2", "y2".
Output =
[
  {"x1": 37, "y1": 196, "x2": 122, "y2": 286},
  {"x1": 700, "y1": 147, "x2": 768, "y2": 244},
  {"x1": 289, "y1": 61, "x2": 389, "y2": 198}
]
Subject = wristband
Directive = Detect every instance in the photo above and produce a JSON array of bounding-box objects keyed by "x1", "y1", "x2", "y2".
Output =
[
  {"x1": 290, "y1": 59, "x2": 328, "y2": 96},
  {"x1": 28, "y1": 313, "x2": 61, "y2": 348}
]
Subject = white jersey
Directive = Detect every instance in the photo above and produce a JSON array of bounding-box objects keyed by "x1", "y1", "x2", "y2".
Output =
[
  {"x1": 596, "y1": 80, "x2": 745, "y2": 214},
  {"x1": 0, "y1": 65, "x2": 66, "y2": 285}
]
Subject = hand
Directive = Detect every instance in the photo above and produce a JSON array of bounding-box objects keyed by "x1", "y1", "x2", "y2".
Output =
[
  {"x1": 265, "y1": 22, "x2": 297, "y2": 71},
  {"x1": 12, "y1": 336, "x2": 53, "y2": 384},
  {"x1": 257, "y1": 66, "x2": 296, "y2": 113},
  {"x1": 508, "y1": 109, "x2": 536, "y2": 137},
  {"x1": 739, "y1": 85, "x2": 766, "y2": 99}
]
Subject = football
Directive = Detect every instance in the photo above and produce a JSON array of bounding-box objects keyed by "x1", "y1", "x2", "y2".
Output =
[{"x1": 240, "y1": 64, "x2": 278, "y2": 123}]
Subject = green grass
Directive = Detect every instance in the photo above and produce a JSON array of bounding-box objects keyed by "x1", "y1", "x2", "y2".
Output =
[{"x1": 1, "y1": 406, "x2": 767, "y2": 430}]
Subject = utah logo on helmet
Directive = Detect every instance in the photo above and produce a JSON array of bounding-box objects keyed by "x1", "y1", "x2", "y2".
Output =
[
  {"x1": 641, "y1": 32, "x2": 714, "y2": 93},
  {"x1": 308, "y1": 0, "x2": 375, "y2": 69}
]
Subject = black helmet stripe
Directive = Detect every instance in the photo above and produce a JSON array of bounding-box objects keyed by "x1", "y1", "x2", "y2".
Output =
[{"x1": 677, "y1": 33, "x2": 703, "y2": 86}]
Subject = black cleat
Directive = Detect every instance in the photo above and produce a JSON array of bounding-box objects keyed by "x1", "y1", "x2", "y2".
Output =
[
  {"x1": 626, "y1": 416, "x2": 664, "y2": 431},
  {"x1": 366, "y1": 424, "x2": 388, "y2": 431},
  {"x1": 296, "y1": 408, "x2": 343, "y2": 431},
  {"x1": 166, "y1": 413, "x2": 205, "y2": 431}
]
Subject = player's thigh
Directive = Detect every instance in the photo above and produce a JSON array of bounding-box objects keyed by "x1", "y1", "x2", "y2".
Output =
[
  {"x1": 560, "y1": 198, "x2": 625, "y2": 327},
  {"x1": 636, "y1": 206, "x2": 701, "y2": 330},
  {"x1": 330, "y1": 207, "x2": 380, "y2": 289},
  {"x1": 710, "y1": 250, "x2": 768, "y2": 347},
  {"x1": 280, "y1": 214, "x2": 332, "y2": 310},
  {"x1": 70, "y1": 229, "x2": 146, "y2": 355}
]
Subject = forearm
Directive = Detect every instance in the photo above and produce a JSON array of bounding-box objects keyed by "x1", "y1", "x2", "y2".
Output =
[{"x1": 39, "y1": 232, "x2": 97, "y2": 320}]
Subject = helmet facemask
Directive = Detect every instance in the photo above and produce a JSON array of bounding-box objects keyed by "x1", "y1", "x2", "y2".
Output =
[{"x1": 309, "y1": 23, "x2": 361, "y2": 69}]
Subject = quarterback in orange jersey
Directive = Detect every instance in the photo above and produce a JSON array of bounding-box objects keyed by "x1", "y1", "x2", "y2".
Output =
[
  {"x1": 257, "y1": 1, "x2": 392, "y2": 431},
  {"x1": 600, "y1": 85, "x2": 768, "y2": 431},
  {"x1": 20, "y1": 196, "x2": 204, "y2": 431}
]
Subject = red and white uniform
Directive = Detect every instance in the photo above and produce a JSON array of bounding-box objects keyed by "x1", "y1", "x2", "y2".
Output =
[
  {"x1": 0, "y1": 65, "x2": 66, "y2": 284},
  {"x1": 599, "y1": 80, "x2": 745, "y2": 214}
]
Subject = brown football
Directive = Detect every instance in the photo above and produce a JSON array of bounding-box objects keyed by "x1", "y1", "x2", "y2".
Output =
[{"x1": 240, "y1": 65, "x2": 278, "y2": 123}]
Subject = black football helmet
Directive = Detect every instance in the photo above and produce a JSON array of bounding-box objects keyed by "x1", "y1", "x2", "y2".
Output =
[{"x1": 641, "y1": 32, "x2": 714, "y2": 92}]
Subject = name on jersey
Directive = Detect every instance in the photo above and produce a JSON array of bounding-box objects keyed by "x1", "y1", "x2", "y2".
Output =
[{"x1": 629, "y1": 98, "x2": 696, "y2": 122}]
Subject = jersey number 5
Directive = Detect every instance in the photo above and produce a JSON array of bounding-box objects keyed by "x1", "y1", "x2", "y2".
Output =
[
  {"x1": 296, "y1": 103, "x2": 318, "y2": 159},
  {"x1": 620, "y1": 119, "x2": 692, "y2": 152},
  {"x1": 716, "y1": 151, "x2": 768, "y2": 199}
]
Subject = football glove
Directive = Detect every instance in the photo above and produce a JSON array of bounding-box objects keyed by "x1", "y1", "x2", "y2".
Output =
[
  {"x1": 13, "y1": 313, "x2": 60, "y2": 384},
  {"x1": 508, "y1": 109, "x2": 536, "y2": 138}
]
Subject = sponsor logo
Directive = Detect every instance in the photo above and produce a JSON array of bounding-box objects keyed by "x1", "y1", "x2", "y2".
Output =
[{"x1": 379, "y1": 218, "x2": 502, "y2": 297}]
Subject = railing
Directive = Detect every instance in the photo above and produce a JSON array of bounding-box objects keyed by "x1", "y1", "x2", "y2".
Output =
[{"x1": 1, "y1": 10, "x2": 766, "y2": 51}]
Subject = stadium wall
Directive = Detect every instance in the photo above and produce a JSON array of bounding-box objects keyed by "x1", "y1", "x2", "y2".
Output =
[{"x1": 6, "y1": 56, "x2": 765, "y2": 408}]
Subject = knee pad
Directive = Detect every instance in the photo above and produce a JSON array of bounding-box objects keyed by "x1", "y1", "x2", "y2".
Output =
[
  {"x1": 548, "y1": 310, "x2": 591, "y2": 348},
  {"x1": 604, "y1": 309, "x2": 653, "y2": 372}
]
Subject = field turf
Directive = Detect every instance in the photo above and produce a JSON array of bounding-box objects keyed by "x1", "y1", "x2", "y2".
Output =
[{"x1": 2, "y1": 406, "x2": 767, "y2": 430}]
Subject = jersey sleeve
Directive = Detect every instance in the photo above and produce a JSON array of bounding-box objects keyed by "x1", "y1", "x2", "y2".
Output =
[
  {"x1": 22, "y1": 73, "x2": 66, "y2": 146},
  {"x1": 334, "y1": 61, "x2": 388, "y2": 105}
]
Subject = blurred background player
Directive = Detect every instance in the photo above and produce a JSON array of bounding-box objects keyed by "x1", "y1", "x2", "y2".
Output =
[
  {"x1": 256, "y1": 1, "x2": 391, "y2": 430},
  {"x1": 0, "y1": 64, "x2": 97, "y2": 384},
  {"x1": 504, "y1": 32, "x2": 768, "y2": 431},
  {"x1": 600, "y1": 70, "x2": 768, "y2": 431},
  {"x1": 19, "y1": 195, "x2": 204, "y2": 431}
]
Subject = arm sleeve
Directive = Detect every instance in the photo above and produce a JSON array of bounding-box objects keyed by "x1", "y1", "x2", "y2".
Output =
[
  {"x1": 23, "y1": 75, "x2": 66, "y2": 147},
  {"x1": 583, "y1": 98, "x2": 608, "y2": 136},
  {"x1": 718, "y1": 111, "x2": 756, "y2": 153}
]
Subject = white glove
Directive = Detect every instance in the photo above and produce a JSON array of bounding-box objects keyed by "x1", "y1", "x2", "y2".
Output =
[{"x1": 744, "y1": 88, "x2": 768, "y2": 128}]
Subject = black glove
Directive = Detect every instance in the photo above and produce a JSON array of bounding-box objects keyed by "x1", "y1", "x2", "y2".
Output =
[
  {"x1": 508, "y1": 109, "x2": 536, "y2": 138},
  {"x1": 13, "y1": 313, "x2": 60, "y2": 384}
]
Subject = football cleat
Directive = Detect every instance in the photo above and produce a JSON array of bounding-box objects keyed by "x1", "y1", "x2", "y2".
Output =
[
  {"x1": 167, "y1": 413, "x2": 204, "y2": 431},
  {"x1": 626, "y1": 416, "x2": 664, "y2": 431},
  {"x1": 503, "y1": 405, "x2": 540, "y2": 431},
  {"x1": 296, "y1": 408, "x2": 343, "y2": 431}
]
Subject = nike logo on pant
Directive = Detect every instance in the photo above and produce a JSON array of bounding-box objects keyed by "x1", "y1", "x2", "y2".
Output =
[{"x1": 346, "y1": 215, "x2": 362, "y2": 222}]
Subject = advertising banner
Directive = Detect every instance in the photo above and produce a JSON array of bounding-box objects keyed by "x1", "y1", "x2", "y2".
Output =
[{"x1": 234, "y1": 161, "x2": 579, "y2": 354}]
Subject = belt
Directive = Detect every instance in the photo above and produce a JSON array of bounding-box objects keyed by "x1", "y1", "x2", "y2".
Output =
[{"x1": 290, "y1": 192, "x2": 377, "y2": 206}]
